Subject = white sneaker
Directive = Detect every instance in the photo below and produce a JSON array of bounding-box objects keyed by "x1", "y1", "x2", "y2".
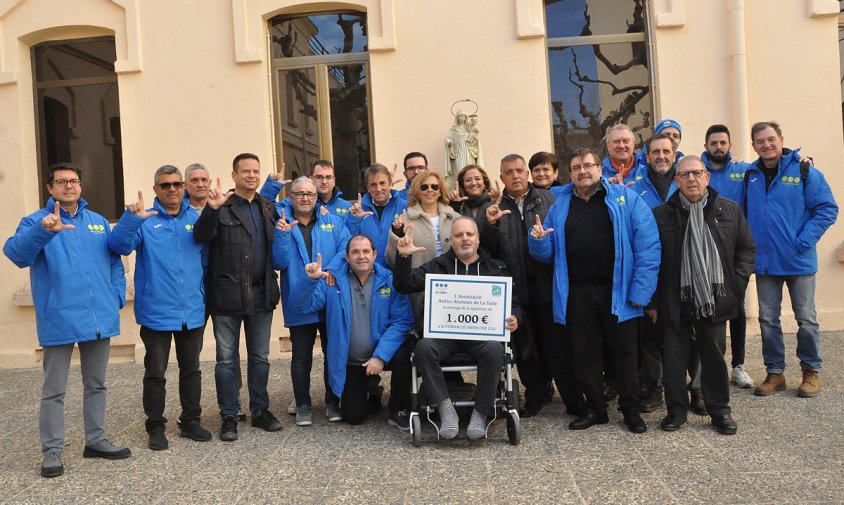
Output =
[
  {"x1": 287, "y1": 400, "x2": 298, "y2": 415},
  {"x1": 732, "y1": 365, "x2": 753, "y2": 389}
]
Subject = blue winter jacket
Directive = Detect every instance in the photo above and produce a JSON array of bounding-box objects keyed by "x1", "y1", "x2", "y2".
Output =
[
  {"x1": 630, "y1": 166, "x2": 678, "y2": 210},
  {"x1": 260, "y1": 176, "x2": 352, "y2": 223},
  {"x1": 4, "y1": 198, "x2": 126, "y2": 347},
  {"x1": 528, "y1": 179, "x2": 661, "y2": 325},
  {"x1": 273, "y1": 212, "x2": 350, "y2": 327},
  {"x1": 108, "y1": 199, "x2": 207, "y2": 331},
  {"x1": 601, "y1": 154, "x2": 644, "y2": 185},
  {"x1": 701, "y1": 152, "x2": 750, "y2": 204},
  {"x1": 744, "y1": 148, "x2": 838, "y2": 276},
  {"x1": 296, "y1": 262, "x2": 413, "y2": 398},
  {"x1": 345, "y1": 190, "x2": 408, "y2": 268}
]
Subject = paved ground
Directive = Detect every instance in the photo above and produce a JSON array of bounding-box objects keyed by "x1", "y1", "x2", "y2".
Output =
[{"x1": 0, "y1": 331, "x2": 842, "y2": 504}]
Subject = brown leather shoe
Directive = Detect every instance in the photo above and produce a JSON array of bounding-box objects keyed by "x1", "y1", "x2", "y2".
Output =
[
  {"x1": 798, "y1": 369, "x2": 820, "y2": 398},
  {"x1": 754, "y1": 373, "x2": 786, "y2": 396}
]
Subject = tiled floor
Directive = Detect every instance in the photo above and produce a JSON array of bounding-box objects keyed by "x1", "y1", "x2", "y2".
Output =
[{"x1": 1, "y1": 332, "x2": 842, "y2": 504}]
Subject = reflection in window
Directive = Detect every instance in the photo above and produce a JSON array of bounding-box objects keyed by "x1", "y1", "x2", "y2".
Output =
[
  {"x1": 33, "y1": 38, "x2": 124, "y2": 220},
  {"x1": 270, "y1": 13, "x2": 367, "y2": 59}
]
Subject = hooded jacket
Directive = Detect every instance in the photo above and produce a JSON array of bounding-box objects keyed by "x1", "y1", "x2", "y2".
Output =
[
  {"x1": 4, "y1": 198, "x2": 126, "y2": 346},
  {"x1": 701, "y1": 152, "x2": 750, "y2": 204},
  {"x1": 528, "y1": 179, "x2": 661, "y2": 325},
  {"x1": 346, "y1": 190, "x2": 408, "y2": 268},
  {"x1": 260, "y1": 176, "x2": 352, "y2": 223},
  {"x1": 601, "y1": 154, "x2": 644, "y2": 185},
  {"x1": 630, "y1": 165, "x2": 679, "y2": 210},
  {"x1": 108, "y1": 198, "x2": 207, "y2": 331}
]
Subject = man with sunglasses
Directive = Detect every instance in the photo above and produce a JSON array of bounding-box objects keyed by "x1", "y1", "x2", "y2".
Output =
[{"x1": 108, "y1": 165, "x2": 212, "y2": 450}]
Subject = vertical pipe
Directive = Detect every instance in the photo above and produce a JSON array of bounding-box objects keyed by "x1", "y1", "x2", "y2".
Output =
[{"x1": 731, "y1": 0, "x2": 751, "y2": 161}]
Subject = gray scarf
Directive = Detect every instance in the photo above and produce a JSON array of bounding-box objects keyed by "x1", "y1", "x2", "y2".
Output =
[{"x1": 679, "y1": 190, "x2": 724, "y2": 318}]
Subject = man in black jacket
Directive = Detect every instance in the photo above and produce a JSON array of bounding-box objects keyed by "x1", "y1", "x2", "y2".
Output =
[
  {"x1": 193, "y1": 153, "x2": 283, "y2": 441},
  {"x1": 394, "y1": 217, "x2": 520, "y2": 440},
  {"x1": 649, "y1": 155, "x2": 755, "y2": 435}
]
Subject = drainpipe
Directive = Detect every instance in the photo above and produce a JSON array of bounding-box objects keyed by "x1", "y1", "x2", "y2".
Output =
[{"x1": 731, "y1": 0, "x2": 751, "y2": 161}]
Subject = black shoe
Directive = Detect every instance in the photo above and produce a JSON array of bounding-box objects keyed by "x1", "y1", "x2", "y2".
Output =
[
  {"x1": 83, "y1": 439, "x2": 131, "y2": 459},
  {"x1": 220, "y1": 416, "x2": 238, "y2": 441},
  {"x1": 147, "y1": 425, "x2": 169, "y2": 451},
  {"x1": 711, "y1": 414, "x2": 738, "y2": 435},
  {"x1": 689, "y1": 390, "x2": 706, "y2": 415},
  {"x1": 178, "y1": 420, "x2": 212, "y2": 442},
  {"x1": 568, "y1": 411, "x2": 609, "y2": 430},
  {"x1": 41, "y1": 452, "x2": 63, "y2": 478},
  {"x1": 387, "y1": 410, "x2": 410, "y2": 431},
  {"x1": 237, "y1": 408, "x2": 247, "y2": 422},
  {"x1": 623, "y1": 412, "x2": 647, "y2": 434},
  {"x1": 252, "y1": 410, "x2": 283, "y2": 432},
  {"x1": 660, "y1": 414, "x2": 687, "y2": 432},
  {"x1": 519, "y1": 400, "x2": 544, "y2": 418},
  {"x1": 640, "y1": 389, "x2": 664, "y2": 413}
]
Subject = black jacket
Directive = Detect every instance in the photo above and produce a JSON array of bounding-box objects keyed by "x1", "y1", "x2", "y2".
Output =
[
  {"x1": 652, "y1": 189, "x2": 755, "y2": 324},
  {"x1": 193, "y1": 194, "x2": 281, "y2": 315},
  {"x1": 393, "y1": 247, "x2": 523, "y2": 329}
]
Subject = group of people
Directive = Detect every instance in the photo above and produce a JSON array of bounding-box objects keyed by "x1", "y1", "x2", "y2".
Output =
[{"x1": 4, "y1": 119, "x2": 838, "y2": 479}]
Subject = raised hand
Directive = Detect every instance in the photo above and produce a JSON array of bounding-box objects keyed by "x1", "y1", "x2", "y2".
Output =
[
  {"x1": 396, "y1": 224, "x2": 427, "y2": 256},
  {"x1": 485, "y1": 191, "x2": 512, "y2": 225},
  {"x1": 391, "y1": 162, "x2": 403, "y2": 184},
  {"x1": 207, "y1": 178, "x2": 233, "y2": 209},
  {"x1": 127, "y1": 191, "x2": 159, "y2": 219},
  {"x1": 488, "y1": 180, "x2": 502, "y2": 201},
  {"x1": 349, "y1": 193, "x2": 374, "y2": 218},
  {"x1": 608, "y1": 173, "x2": 623, "y2": 185},
  {"x1": 530, "y1": 214, "x2": 554, "y2": 239},
  {"x1": 451, "y1": 179, "x2": 467, "y2": 202},
  {"x1": 41, "y1": 202, "x2": 76, "y2": 233},
  {"x1": 268, "y1": 173, "x2": 292, "y2": 185},
  {"x1": 392, "y1": 209, "x2": 407, "y2": 234},
  {"x1": 319, "y1": 205, "x2": 329, "y2": 216},
  {"x1": 304, "y1": 252, "x2": 327, "y2": 280},
  {"x1": 276, "y1": 209, "x2": 298, "y2": 232}
]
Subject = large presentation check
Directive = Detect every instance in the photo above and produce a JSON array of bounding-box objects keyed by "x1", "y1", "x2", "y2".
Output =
[{"x1": 423, "y1": 274, "x2": 512, "y2": 341}]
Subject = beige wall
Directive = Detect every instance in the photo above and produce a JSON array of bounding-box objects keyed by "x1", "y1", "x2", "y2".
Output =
[{"x1": 0, "y1": 0, "x2": 841, "y2": 367}]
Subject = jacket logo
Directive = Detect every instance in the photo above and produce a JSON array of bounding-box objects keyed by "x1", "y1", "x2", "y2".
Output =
[
  {"x1": 781, "y1": 175, "x2": 802, "y2": 186},
  {"x1": 87, "y1": 224, "x2": 106, "y2": 234},
  {"x1": 729, "y1": 173, "x2": 745, "y2": 181},
  {"x1": 393, "y1": 213, "x2": 400, "y2": 220},
  {"x1": 185, "y1": 224, "x2": 193, "y2": 231},
  {"x1": 336, "y1": 208, "x2": 348, "y2": 214},
  {"x1": 379, "y1": 287, "x2": 391, "y2": 297},
  {"x1": 153, "y1": 224, "x2": 163, "y2": 229},
  {"x1": 618, "y1": 195, "x2": 627, "y2": 205},
  {"x1": 319, "y1": 223, "x2": 335, "y2": 231},
  {"x1": 635, "y1": 175, "x2": 643, "y2": 181}
]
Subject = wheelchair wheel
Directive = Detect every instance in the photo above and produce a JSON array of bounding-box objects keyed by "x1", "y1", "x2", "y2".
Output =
[
  {"x1": 411, "y1": 414, "x2": 422, "y2": 447},
  {"x1": 506, "y1": 412, "x2": 521, "y2": 445}
]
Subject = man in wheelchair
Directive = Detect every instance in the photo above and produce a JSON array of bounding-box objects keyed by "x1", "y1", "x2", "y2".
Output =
[{"x1": 393, "y1": 216, "x2": 520, "y2": 440}]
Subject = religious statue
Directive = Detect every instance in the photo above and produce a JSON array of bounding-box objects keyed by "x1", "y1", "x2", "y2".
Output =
[{"x1": 444, "y1": 100, "x2": 483, "y2": 187}]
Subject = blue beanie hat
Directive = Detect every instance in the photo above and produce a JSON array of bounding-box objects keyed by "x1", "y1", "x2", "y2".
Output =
[{"x1": 655, "y1": 119, "x2": 682, "y2": 137}]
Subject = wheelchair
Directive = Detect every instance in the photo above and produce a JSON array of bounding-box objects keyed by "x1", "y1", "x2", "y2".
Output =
[{"x1": 407, "y1": 331, "x2": 521, "y2": 446}]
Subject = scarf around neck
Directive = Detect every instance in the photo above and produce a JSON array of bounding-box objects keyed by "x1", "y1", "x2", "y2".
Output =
[{"x1": 679, "y1": 190, "x2": 725, "y2": 318}]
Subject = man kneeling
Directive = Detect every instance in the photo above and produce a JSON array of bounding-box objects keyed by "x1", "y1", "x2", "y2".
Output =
[
  {"x1": 393, "y1": 217, "x2": 520, "y2": 440},
  {"x1": 298, "y1": 234, "x2": 414, "y2": 428}
]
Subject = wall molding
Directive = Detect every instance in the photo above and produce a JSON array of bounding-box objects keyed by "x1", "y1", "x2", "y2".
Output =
[
  {"x1": 654, "y1": 0, "x2": 685, "y2": 28},
  {"x1": 515, "y1": 0, "x2": 544, "y2": 39},
  {"x1": 807, "y1": 0, "x2": 839, "y2": 18}
]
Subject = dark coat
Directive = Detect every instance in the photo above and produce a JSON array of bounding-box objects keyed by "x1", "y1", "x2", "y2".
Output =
[
  {"x1": 193, "y1": 194, "x2": 281, "y2": 315},
  {"x1": 651, "y1": 189, "x2": 755, "y2": 324}
]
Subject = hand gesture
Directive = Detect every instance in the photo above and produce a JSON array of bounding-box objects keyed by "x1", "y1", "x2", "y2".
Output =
[
  {"x1": 275, "y1": 209, "x2": 298, "y2": 232},
  {"x1": 505, "y1": 315, "x2": 518, "y2": 332},
  {"x1": 391, "y1": 162, "x2": 403, "y2": 184},
  {"x1": 319, "y1": 205, "x2": 329, "y2": 216},
  {"x1": 451, "y1": 179, "x2": 467, "y2": 202},
  {"x1": 488, "y1": 180, "x2": 502, "y2": 201},
  {"x1": 304, "y1": 252, "x2": 327, "y2": 280},
  {"x1": 645, "y1": 309, "x2": 658, "y2": 324},
  {"x1": 392, "y1": 209, "x2": 407, "y2": 234},
  {"x1": 363, "y1": 357, "x2": 385, "y2": 376},
  {"x1": 207, "y1": 178, "x2": 233, "y2": 209},
  {"x1": 349, "y1": 193, "x2": 374, "y2": 218},
  {"x1": 530, "y1": 214, "x2": 554, "y2": 239},
  {"x1": 485, "y1": 191, "x2": 512, "y2": 225},
  {"x1": 127, "y1": 191, "x2": 159, "y2": 219},
  {"x1": 41, "y1": 202, "x2": 76, "y2": 233},
  {"x1": 397, "y1": 224, "x2": 426, "y2": 256},
  {"x1": 608, "y1": 173, "x2": 623, "y2": 185}
]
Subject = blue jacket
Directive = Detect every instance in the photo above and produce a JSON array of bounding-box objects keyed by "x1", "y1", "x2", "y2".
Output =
[
  {"x1": 397, "y1": 180, "x2": 411, "y2": 201},
  {"x1": 630, "y1": 166, "x2": 678, "y2": 209},
  {"x1": 528, "y1": 179, "x2": 661, "y2": 325},
  {"x1": 260, "y1": 176, "x2": 352, "y2": 223},
  {"x1": 601, "y1": 154, "x2": 644, "y2": 185},
  {"x1": 273, "y1": 212, "x2": 350, "y2": 327},
  {"x1": 108, "y1": 199, "x2": 207, "y2": 331},
  {"x1": 4, "y1": 198, "x2": 126, "y2": 347},
  {"x1": 296, "y1": 262, "x2": 413, "y2": 398},
  {"x1": 744, "y1": 148, "x2": 838, "y2": 276},
  {"x1": 701, "y1": 152, "x2": 749, "y2": 204},
  {"x1": 345, "y1": 190, "x2": 407, "y2": 268}
]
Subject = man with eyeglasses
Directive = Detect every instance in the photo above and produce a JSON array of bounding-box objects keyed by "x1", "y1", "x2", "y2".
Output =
[
  {"x1": 274, "y1": 176, "x2": 350, "y2": 426},
  {"x1": 529, "y1": 148, "x2": 660, "y2": 433},
  {"x1": 193, "y1": 153, "x2": 283, "y2": 442},
  {"x1": 260, "y1": 160, "x2": 352, "y2": 222},
  {"x1": 649, "y1": 155, "x2": 755, "y2": 434},
  {"x1": 297, "y1": 234, "x2": 413, "y2": 428},
  {"x1": 397, "y1": 152, "x2": 429, "y2": 199},
  {"x1": 108, "y1": 165, "x2": 212, "y2": 450},
  {"x1": 4, "y1": 162, "x2": 130, "y2": 477}
]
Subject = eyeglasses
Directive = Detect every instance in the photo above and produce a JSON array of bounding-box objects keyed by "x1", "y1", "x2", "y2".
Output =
[
  {"x1": 419, "y1": 183, "x2": 440, "y2": 192},
  {"x1": 52, "y1": 179, "x2": 81, "y2": 187},
  {"x1": 570, "y1": 162, "x2": 597, "y2": 173},
  {"x1": 676, "y1": 170, "x2": 706, "y2": 180},
  {"x1": 158, "y1": 181, "x2": 184, "y2": 190},
  {"x1": 292, "y1": 191, "x2": 317, "y2": 200},
  {"x1": 313, "y1": 175, "x2": 334, "y2": 182},
  {"x1": 405, "y1": 165, "x2": 428, "y2": 173}
]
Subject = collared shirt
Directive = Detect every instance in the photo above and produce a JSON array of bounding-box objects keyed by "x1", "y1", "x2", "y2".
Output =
[
  {"x1": 297, "y1": 217, "x2": 316, "y2": 262},
  {"x1": 231, "y1": 193, "x2": 267, "y2": 286},
  {"x1": 347, "y1": 270, "x2": 374, "y2": 365}
]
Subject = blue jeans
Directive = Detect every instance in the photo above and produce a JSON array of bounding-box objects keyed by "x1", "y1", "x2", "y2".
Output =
[
  {"x1": 756, "y1": 274, "x2": 821, "y2": 373},
  {"x1": 212, "y1": 311, "x2": 273, "y2": 417}
]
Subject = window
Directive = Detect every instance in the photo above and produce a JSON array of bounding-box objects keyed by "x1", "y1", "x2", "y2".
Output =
[
  {"x1": 545, "y1": 0, "x2": 653, "y2": 163},
  {"x1": 33, "y1": 37, "x2": 124, "y2": 220},
  {"x1": 270, "y1": 12, "x2": 372, "y2": 195}
]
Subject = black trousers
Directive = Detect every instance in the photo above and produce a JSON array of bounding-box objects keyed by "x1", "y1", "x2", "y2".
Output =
[
  {"x1": 290, "y1": 322, "x2": 337, "y2": 407},
  {"x1": 140, "y1": 325, "x2": 205, "y2": 429},
  {"x1": 414, "y1": 338, "x2": 503, "y2": 417},
  {"x1": 638, "y1": 315, "x2": 664, "y2": 393},
  {"x1": 340, "y1": 342, "x2": 412, "y2": 425},
  {"x1": 728, "y1": 295, "x2": 747, "y2": 367},
  {"x1": 542, "y1": 321, "x2": 586, "y2": 413},
  {"x1": 664, "y1": 319, "x2": 731, "y2": 418},
  {"x1": 567, "y1": 284, "x2": 640, "y2": 415}
]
